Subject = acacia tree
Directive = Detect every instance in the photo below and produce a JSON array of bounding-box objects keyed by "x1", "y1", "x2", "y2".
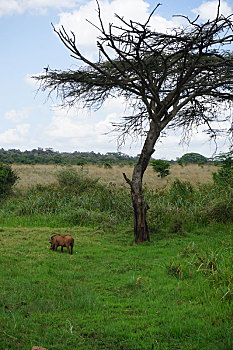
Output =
[
  {"x1": 151, "y1": 159, "x2": 171, "y2": 178},
  {"x1": 36, "y1": 1, "x2": 233, "y2": 243}
]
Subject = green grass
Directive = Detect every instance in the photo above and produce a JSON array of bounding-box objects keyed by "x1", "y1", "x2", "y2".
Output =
[
  {"x1": 0, "y1": 170, "x2": 232, "y2": 349},
  {"x1": 0, "y1": 226, "x2": 232, "y2": 350}
]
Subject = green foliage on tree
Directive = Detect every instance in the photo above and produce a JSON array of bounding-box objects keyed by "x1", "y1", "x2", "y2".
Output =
[
  {"x1": 178, "y1": 153, "x2": 208, "y2": 165},
  {"x1": 213, "y1": 149, "x2": 233, "y2": 187},
  {"x1": 151, "y1": 159, "x2": 171, "y2": 178},
  {"x1": 0, "y1": 163, "x2": 19, "y2": 197}
]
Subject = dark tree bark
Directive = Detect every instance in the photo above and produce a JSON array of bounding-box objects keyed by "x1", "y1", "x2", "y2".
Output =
[
  {"x1": 123, "y1": 119, "x2": 161, "y2": 242},
  {"x1": 35, "y1": 0, "x2": 233, "y2": 243}
]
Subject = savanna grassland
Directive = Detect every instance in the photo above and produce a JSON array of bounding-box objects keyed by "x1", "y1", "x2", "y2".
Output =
[
  {"x1": 12, "y1": 163, "x2": 217, "y2": 190},
  {"x1": 0, "y1": 164, "x2": 232, "y2": 350}
]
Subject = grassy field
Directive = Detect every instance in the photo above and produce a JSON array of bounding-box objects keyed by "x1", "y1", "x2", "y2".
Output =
[
  {"x1": 12, "y1": 163, "x2": 218, "y2": 190},
  {"x1": 0, "y1": 164, "x2": 232, "y2": 349},
  {"x1": 0, "y1": 226, "x2": 232, "y2": 350}
]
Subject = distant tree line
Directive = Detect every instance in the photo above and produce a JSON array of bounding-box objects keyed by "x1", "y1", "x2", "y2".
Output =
[
  {"x1": 0, "y1": 148, "x2": 139, "y2": 165},
  {"x1": 0, "y1": 148, "x2": 224, "y2": 166}
]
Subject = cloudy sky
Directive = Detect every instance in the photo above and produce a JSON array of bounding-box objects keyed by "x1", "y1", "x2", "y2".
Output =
[{"x1": 0, "y1": 0, "x2": 232, "y2": 159}]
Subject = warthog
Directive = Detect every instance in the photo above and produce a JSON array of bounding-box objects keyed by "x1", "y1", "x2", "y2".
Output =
[{"x1": 49, "y1": 234, "x2": 74, "y2": 254}]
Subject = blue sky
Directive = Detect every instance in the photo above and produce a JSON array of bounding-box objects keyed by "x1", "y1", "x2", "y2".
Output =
[{"x1": 0, "y1": 0, "x2": 232, "y2": 159}]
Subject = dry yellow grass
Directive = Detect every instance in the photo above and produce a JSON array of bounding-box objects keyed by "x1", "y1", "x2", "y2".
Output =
[
  {"x1": 12, "y1": 164, "x2": 60, "y2": 190},
  {"x1": 13, "y1": 163, "x2": 218, "y2": 191}
]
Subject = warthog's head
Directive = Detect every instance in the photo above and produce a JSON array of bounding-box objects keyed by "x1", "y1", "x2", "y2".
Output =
[{"x1": 49, "y1": 235, "x2": 56, "y2": 249}]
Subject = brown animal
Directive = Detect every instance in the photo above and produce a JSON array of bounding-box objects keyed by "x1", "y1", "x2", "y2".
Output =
[{"x1": 49, "y1": 234, "x2": 74, "y2": 254}]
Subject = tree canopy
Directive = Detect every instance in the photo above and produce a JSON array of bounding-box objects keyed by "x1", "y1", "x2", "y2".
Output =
[
  {"x1": 37, "y1": 2, "x2": 233, "y2": 143},
  {"x1": 151, "y1": 159, "x2": 171, "y2": 178},
  {"x1": 178, "y1": 153, "x2": 208, "y2": 164}
]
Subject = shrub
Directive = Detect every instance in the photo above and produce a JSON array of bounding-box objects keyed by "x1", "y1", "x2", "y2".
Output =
[
  {"x1": 213, "y1": 150, "x2": 233, "y2": 188},
  {"x1": 151, "y1": 159, "x2": 170, "y2": 178},
  {"x1": 213, "y1": 167, "x2": 233, "y2": 188},
  {"x1": 0, "y1": 163, "x2": 19, "y2": 197},
  {"x1": 169, "y1": 179, "x2": 194, "y2": 206},
  {"x1": 56, "y1": 167, "x2": 99, "y2": 193},
  {"x1": 205, "y1": 197, "x2": 233, "y2": 222},
  {"x1": 168, "y1": 216, "x2": 185, "y2": 235},
  {"x1": 7, "y1": 178, "x2": 132, "y2": 229}
]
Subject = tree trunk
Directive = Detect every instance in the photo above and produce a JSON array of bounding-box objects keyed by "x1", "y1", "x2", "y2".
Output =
[
  {"x1": 123, "y1": 119, "x2": 161, "y2": 243},
  {"x1": 132, "y1": 182, "x2": 150, "y2": 243}
]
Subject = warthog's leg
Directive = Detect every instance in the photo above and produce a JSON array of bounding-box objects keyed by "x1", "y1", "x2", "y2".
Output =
[
  {"x1": 61, "y1": 246, "x2": 64, "y2": 253},
  {"x1": 66, "y1": 245, "x2": 70, "y2": 254},
  {"x1": 70, "y1": 244, "x2": 73, "y2": 255}
]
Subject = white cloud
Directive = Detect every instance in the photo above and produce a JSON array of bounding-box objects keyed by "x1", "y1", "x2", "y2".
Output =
[
  {"x1": 0, "y1": 1, "x2": 22, "y2": 16},
  {"x1": 102, "y1": 96, "x2": 129, "y2": 113},
  {"x1": 25, "y1": 73, "x2": 43, "y2": 87},
  {"x1": 37, "y1": 102, "x2": 130, "y2": 153},
  {"x1": 0, "y1": 124, "x2": 30, "y2": 145},
  {"x1": 45, "y1": 106, "x2": 112, "y2": 142},
  {"x1": 192, "y1": 0, "x2": 232, "y2": 20},
  {"x1": 4, "y1": 108, "x2": 30, "y2": 123},
  {"x1": 56, "y1": 0, "x2": 179, "y2": 59},
  {"x1": 0, "y1": 0, "x2": 83, "y2": 17},
  {"x1": 44, "y1": 95, "x2": 135, "y2": 143}
]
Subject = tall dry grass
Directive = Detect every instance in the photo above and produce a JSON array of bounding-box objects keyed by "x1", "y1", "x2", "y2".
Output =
[{"x1": 13, "y1": 163, "x2": 218, "y2": 190}]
